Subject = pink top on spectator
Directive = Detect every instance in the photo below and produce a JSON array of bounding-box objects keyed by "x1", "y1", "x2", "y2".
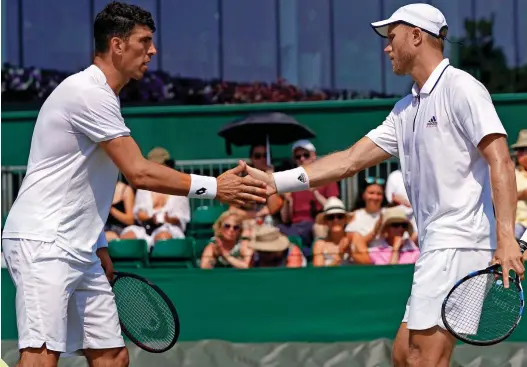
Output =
[
  {"x1": 368, "y1": 239, "x2": 420, "y2": 265},
  {"x1": 291, "y1": 183, "x2": 339, "y2": 223}
]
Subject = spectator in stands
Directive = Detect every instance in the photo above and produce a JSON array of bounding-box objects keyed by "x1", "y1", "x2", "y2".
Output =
[
  {"x1": 385, "y1": 169, "x2": 418, "y2": 244},
  {"x1": 513, "y1": 130, "x2": 527, "y2": 241},
  {"x1": 238, "y1": 144, "x2": 284, "y2": 224},
  {"x1": 248, "y1": 225, "x2": 306, "y2": 268},
  {"x1": 227, "y1": 144, "x2": 285, "y2": 245},
  {"x1": 277, "y1": 140, "x2": 339, "y2": 248},
  {"x1": 104, "y1": 178, "x2": 135, "y2": 241},
  {"x1": 312, "y1": 197, "x2": 354, "y2": 267},
  {"x1": 200, "y1": 211, "x2": 252, "y2": 269},
  {"x1": 345, "y1": 177, "x2": 387, "y2": 264},
  {"x1": 120, "y1": 147, "x2": 190, "y2": 250},
  {"x1": 368, "y1": 207, "x2": 420, "y2": 265}
]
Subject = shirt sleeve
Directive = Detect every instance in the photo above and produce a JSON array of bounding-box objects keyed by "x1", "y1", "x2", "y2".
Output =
[
  {"x1": 451, "y1": 76, "x2": 507, "y2": 148},
  {"x1": 365, "y1": 109, "x2": 399, "y2": 158},
  {"x1": 96, "y1": 230, "x2": 108, "y2": 249},
  {"x1": 71, "y1": 86, "x2": 131, "y2": 143}
]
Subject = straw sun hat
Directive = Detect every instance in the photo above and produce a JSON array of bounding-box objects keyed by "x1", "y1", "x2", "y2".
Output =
[
  {"x1": 315, "y1": 197, "x2": 354, "y2": 225},
  {"x1": 379, "y1": 207, "x2": 414, "y2": 236},
  {"x1": 511, "y1": 129, "x2": 527, "y2": 150},
  {"x1": 248, "y1": 225, "x2": 291, "y2": 252}
]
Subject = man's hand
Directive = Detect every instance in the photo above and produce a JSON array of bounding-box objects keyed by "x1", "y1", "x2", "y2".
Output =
[
  {"x1": 96, "y1": 247, "x2": 115, "y2": 282},
  {"x1": 491, "y1": 237, "x2": 525, "y2": 288},
  {"x1": 216, "y1": 161, "x2": 268, "y2": 206},
  {"x1": 245, "y1": 165, "x2": 277, "y2": 196}
]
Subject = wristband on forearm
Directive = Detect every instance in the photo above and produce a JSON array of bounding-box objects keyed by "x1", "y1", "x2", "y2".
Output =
[
  {"x1": 188, "y1": 174, "x2": 217, "y2": 199},
  {"x1": 272, "y1": 167, "x2": 310, "y2": 194}
]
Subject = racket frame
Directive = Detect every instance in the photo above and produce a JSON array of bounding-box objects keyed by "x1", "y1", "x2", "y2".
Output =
[
  {"x1": 111, "y1": 271, "x2": 181, "y2": 353},
  {"x1": 441, "y1": 241, "x2": 527, "y2": 346}
]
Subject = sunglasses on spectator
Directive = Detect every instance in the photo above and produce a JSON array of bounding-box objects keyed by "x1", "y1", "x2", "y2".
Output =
[
  {"x1": 295, "y1": 152, "x2": 311, "y2": 160},
  {"x1": 365, "y1": 176, "x2": 386, "y2": 185},
  {"x1": 223, "y1": 223, "x2": 241, "y2": 231},
  {"x1": 390, "y1": 222, "x2": 408, "y2": 229},
  {"x1": 252, "y1": 152, "x2": 267, "y2": 159},
  {"x1": 326, "y1": 214, "x2": 345, "y2": 221}
]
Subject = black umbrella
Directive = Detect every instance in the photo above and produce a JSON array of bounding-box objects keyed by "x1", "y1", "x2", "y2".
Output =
[{"x1": 218, "y1": 112, "x2": 316, "y2": 165}]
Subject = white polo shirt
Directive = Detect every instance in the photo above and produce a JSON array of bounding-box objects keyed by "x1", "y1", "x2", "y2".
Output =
[
  {"x1": 2, "y1": 65, "x2": 130, "y2": 263},
  {"x1": 366, "y1": 58, "x2": 506, "y2": 253}
]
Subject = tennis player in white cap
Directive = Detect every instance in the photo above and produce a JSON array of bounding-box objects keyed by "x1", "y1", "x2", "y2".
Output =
[{"x1": 246, "y1": 3, "x2": 523, "y2": 367}]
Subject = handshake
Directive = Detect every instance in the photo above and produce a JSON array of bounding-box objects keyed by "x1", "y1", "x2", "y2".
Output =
[{"x1": 215, "y1": 160, "x2": 278, "y2": 206}]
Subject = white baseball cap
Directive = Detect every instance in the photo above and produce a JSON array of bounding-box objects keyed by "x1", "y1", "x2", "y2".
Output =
[
  {"x1": 371, "y1": 3, "x2": 448, "y2": 39},
  {"x1": 291, "y1": 139, "x2": 316, "y2": 153}
]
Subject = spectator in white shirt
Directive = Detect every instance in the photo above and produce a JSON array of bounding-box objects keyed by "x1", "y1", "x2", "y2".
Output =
[
  {"x1": 120, "y1": 148, "x2": 190, "y2": 249},
  {"x1": 345, "y1": 177, "x2": 387, "y2": 263}
]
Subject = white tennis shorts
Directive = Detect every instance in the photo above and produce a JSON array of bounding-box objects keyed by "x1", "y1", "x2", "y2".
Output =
[
  {"x1": 2, "y1": 238, "x2": 125, "y2": 354},
  {"x1": 402, "y1": 248, "x2": 493, "y2": 331}
]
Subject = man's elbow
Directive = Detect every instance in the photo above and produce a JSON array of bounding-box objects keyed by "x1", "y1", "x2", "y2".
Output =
[
  {"x1": 491, "y1": 153, "x2": 515, "y2": 173},
  {"x1": 344, "y1": 151, "x2": 360, "y2": 179},
  {"x1": 125, "y1": 162, "x2": 149, "y2": 190}
]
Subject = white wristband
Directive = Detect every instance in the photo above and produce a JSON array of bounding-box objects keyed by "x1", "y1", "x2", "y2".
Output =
[
  {"x1": 188, "y1": 174, "x2": 217, "y2": 199},
  {"x1": 272, "y1": 167, "x2": 310, "y2": 194}
]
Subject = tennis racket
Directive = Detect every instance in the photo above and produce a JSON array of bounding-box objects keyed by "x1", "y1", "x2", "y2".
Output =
[
  {"x1": 441, "y1": 239, "x2": 527, "y2": 346},
  {"x1": 110, "y1": 271, "x2": 180, "y2": 353}
]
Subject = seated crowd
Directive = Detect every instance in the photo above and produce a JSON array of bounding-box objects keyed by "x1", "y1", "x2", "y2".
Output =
[
  {"x1": 101, "y1": 138, "x2": 424, "y2": 269},
  {"x1": 3, "y1": 130, "x2": 525, "y2": 270}
]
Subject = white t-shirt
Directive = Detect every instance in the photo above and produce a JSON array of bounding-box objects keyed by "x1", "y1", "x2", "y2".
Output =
[
  {"x1": 345, "y1": 208, "x2": 382, "y2": 237},
  {"x1": 133, "y1": 190, "x2": 191, "y2": 232},
  {"x1": 366, "y1": 58, "x2": 506, "y2": 253},
  {"x1": 2, "y1": 65, "x2": 130, "y2": 263}
]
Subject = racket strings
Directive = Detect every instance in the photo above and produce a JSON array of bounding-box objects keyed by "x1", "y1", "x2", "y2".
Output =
[
  {"x1": 444, "y1": 272, "x2": 522, "y2": 342},
  {"x1": 113, "y1": 277, "x2": 176, "y2": 351}
]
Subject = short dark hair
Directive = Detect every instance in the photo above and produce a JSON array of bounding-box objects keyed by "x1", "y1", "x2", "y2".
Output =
[{"x1": 93, "y1": 1, "x2": 156, "y2": 54}]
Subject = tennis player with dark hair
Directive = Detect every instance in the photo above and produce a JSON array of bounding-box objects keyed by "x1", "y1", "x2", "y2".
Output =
[
  {"x1": 246, "y1": 4, "x2": 524, "y2": 367},
  {"x1": 1, "y1": 2, "x2": 266, "y2": 367}
]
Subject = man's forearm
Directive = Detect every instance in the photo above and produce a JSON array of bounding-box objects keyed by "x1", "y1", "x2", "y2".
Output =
[
  {"x1": 304, "y1": 137, "x2": 391, "y2": 188},
  {"x1": 130, "y1": 161, "x2": 192, "y2": 196},
  {"x1": 491, "y1": 159, "x2": 518, "y2": 242}
]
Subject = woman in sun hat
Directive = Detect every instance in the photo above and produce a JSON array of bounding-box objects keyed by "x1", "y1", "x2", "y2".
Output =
[
  {"x1": 312, "y1": 197, "x2": 354, "y2": 266},
  {"x1": 248, "y1": 225, "x2": 306, "y2": 268},
  {"x1": 367, "y1": 207, "x2": 420, "y2": 265},
  {"x1": 512, "y1": 129, "x2": 527, "y2": 242}
]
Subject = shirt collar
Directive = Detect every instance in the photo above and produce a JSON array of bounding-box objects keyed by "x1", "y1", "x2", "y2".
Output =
[{"x1": 411, "y1": 58, "x2": 450, "y2": 97}]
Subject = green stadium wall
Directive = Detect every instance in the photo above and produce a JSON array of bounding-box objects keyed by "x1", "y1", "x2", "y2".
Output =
[
  {"x1": 4, "y1": 265, "x2": 527, "y2": 343},
  {"x1": 2, "y1": 93, "x2": 526, "y2": 166}
]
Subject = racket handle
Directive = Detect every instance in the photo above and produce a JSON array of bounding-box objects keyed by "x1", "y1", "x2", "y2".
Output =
[{"x1": 518, "y1": 240, "x2": 527, "y2": 254}]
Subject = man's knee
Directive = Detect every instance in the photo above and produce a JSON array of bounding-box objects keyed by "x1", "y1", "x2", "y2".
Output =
[
  {"x1": 392, "y1": 323, "x2": 409, "y2": 367},
  {"x1": 84, "y1": 346, "x2": 129, "y2": 367},
  {"x1": 114, "y1": 347, "x2": 129, "y2": 367},
  {"x1": 18, "y1": 345, "x2": 60, "y2": 367},
  {"x1": 392, "y1": 342, "x2": 408, "y2": 367},
  {"x1": 407, "y1": 327, "x2": 455, "y2": 367}
]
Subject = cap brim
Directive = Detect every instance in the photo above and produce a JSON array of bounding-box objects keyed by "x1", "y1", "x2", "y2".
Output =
[{"x1": 371, "y1": 19, "x2": 398, "y2": 38}]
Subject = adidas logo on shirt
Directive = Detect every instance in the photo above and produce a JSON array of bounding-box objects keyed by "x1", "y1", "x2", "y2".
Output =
[{"x1": 426, "y1": 116, "x2": 438, "y2": 128}]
